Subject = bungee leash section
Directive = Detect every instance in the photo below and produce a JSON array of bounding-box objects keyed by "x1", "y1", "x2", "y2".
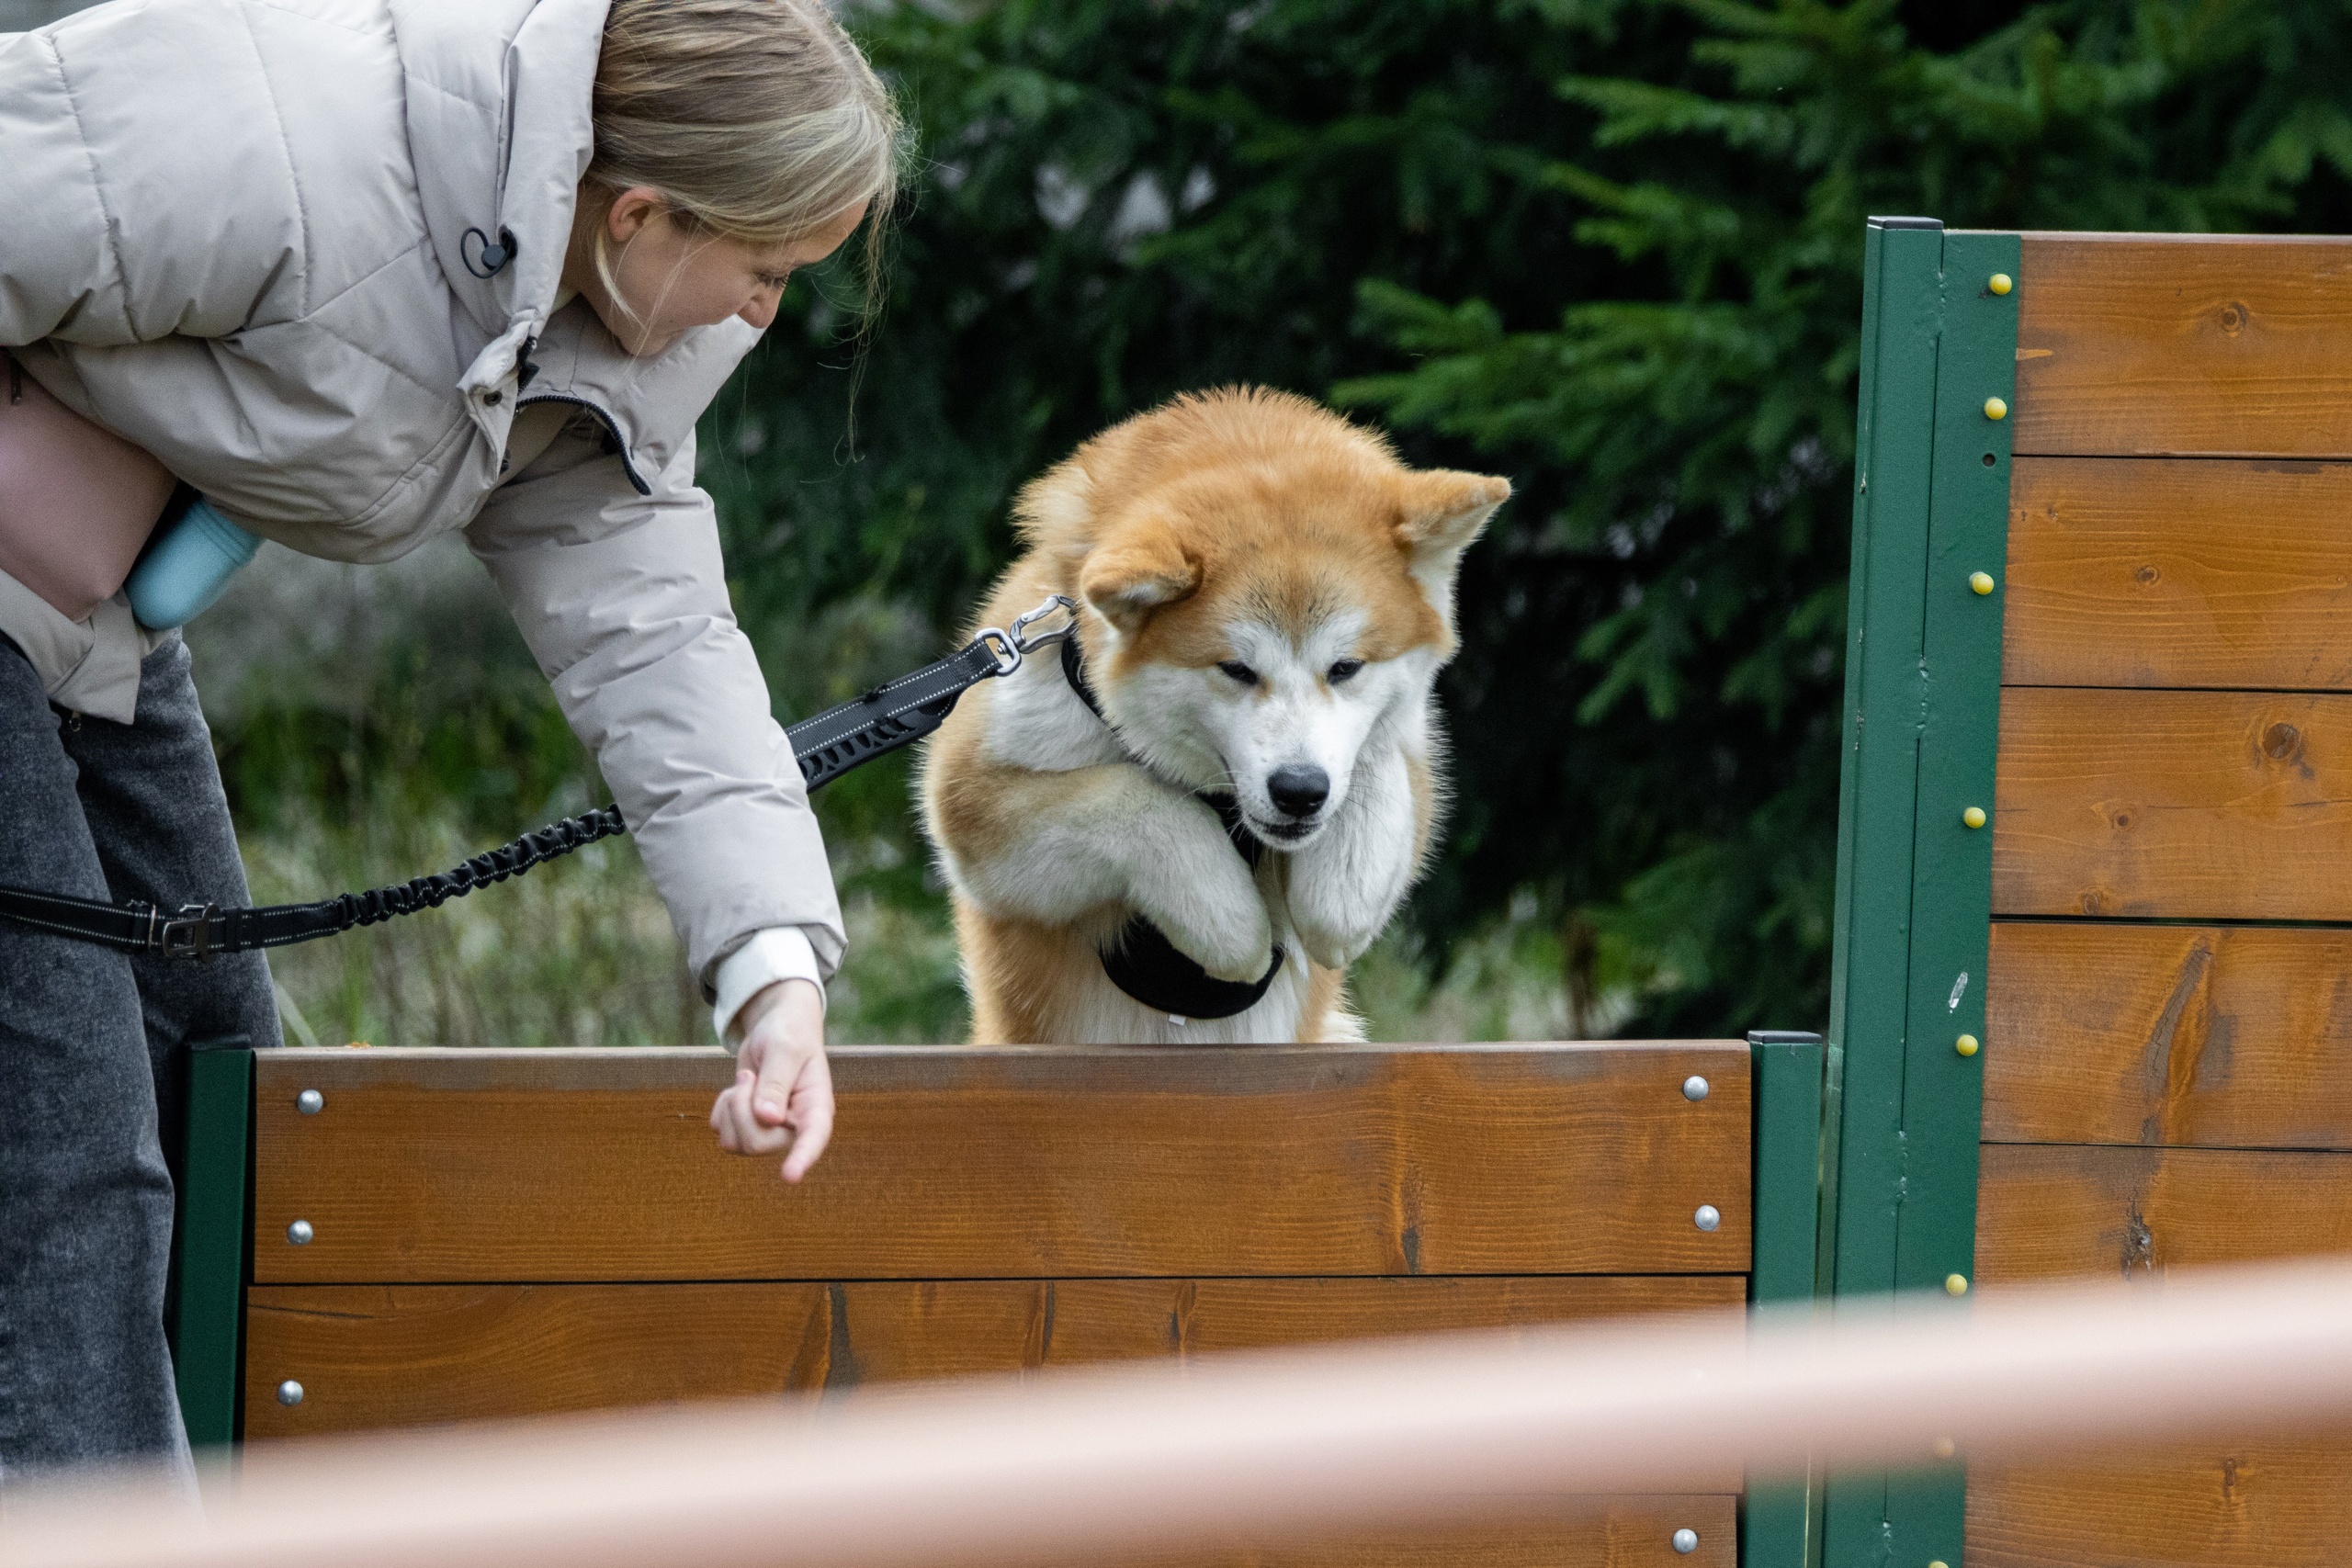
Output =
[{"x1": 0, "y1": 596, "x2": 1080, "y2": 961}]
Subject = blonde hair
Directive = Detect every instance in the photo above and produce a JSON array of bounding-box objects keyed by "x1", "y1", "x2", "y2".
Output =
[{"x1": 588, "y1": 0, "x2": 904, "y2": 316}]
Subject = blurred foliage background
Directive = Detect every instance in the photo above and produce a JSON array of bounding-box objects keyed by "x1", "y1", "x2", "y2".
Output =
[{"x1": 191, "y1": 0, "x2": 2352, "y2": 1047}]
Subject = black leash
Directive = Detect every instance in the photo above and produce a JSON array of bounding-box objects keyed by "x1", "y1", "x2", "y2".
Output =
[
  {"x1": 1058, "y1": 635, "x2": 1287, "y2": 1021},
  {"x1": 0, "y1": 597, "x2": 1080, "y2": 961}
]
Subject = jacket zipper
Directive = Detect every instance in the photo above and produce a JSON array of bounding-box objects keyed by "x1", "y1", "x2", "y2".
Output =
[{"x1": 514, "y1": 393, "x2": 653, "y2": 496}]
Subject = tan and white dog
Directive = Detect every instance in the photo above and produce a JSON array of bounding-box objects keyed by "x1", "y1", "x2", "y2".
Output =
[{"x1": 919, "y1": 389, "x2": 1509, "y2": 1044}]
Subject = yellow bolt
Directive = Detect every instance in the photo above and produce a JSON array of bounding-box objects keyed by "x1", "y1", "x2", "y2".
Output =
[
  {"x1": 1956, "y1": 1033, "x2": 1980, "y2": 1057},
  {"x1": 1962, "y1": 806, "x2": 1986, "y2": 829},
  {"x1": 1930, "y1": 1561, "x2": 1951, "y2": 1568},
  {"x1": 1984, "y1": 396, "x2": 2008, "y2": 421},
  {"x1": 1969, "y1": 570, "x2": 1996, "y2": 595},
  {"x1": 1989, "y1": 273, "x2": 2012, "y2": 296},
  {"x1": 1933, "y1": 1436, "x2": 1958, "y2": 1460},
  {"x1": 1946, "y1": 1273, "x2": 1970, "y2": 1297}
]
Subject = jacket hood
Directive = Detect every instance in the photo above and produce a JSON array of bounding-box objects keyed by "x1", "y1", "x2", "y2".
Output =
[
  {"x1": 392, "y1": 0, "x2": 742, "y2": 501},
  {"x1": 390, "y1": 0, "x2": 600, "y2": 354}
]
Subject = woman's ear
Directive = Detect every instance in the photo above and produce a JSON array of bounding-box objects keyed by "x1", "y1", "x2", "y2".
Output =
[
  {"x1": 1396, "y1": 470, "x2": 1512, "y2": 560},
  {"x1": 1080, "y1": 522, "x2": 1201, "y2": 636},
  {"x1": 605, "y1": 186, "x2": 668, "y2": 243}
]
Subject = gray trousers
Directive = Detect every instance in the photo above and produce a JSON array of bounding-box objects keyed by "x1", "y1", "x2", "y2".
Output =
[{"x1": 0, "y1": 634, "x2": 278, "y2": 1483}]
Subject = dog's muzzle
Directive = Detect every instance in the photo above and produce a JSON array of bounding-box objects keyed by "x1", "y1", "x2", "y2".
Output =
[{"x1": 1261, "y1": 763, "x2": 1329, "y2": 838}]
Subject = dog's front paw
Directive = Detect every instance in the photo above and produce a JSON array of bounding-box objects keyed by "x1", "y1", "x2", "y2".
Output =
[
  {"x1": 1285, "y1": 881, "x2": 1388, "y2": 973},
  {"x1": 1128, "y1": 798, "x2": 1275, "y2": 983},
  {"x1": 1167, "y1": 908, "x2": 1275, "y2": 985},
  {"x1": 1283, "y1": 748, "x2": 1419, "y2": 970}
]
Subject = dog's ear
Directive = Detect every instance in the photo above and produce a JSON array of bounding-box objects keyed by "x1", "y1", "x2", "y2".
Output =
[
  {"x1": 1396, "y1": 471, "x2": 1511, "y2": 562},
  {"x1": 1080, "y1": 523, "x2": 1202, "y2": 636}
]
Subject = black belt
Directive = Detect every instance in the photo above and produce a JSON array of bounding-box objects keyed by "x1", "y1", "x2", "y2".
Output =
[{"x1": 0, "y1": 597, "x2": 1079, "y2": 961}]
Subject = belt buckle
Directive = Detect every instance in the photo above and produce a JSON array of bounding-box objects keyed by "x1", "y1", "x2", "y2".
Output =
[{"x1": 158, "y1": 902, "x2": 219, "y2": 960}]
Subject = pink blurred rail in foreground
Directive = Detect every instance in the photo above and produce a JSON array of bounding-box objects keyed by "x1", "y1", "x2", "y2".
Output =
[{"x1": 10, "y1": 1260, "x2": 2352, "y2": 1568}]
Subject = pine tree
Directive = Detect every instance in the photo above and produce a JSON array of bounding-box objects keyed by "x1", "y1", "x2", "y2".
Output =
[{"x1": 1335, "y1": 0, "x2": 2352, "y2": 1030}]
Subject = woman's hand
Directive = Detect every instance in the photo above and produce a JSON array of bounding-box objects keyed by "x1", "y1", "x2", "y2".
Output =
[{"x1": 708, "y1": 977, "x2": 832, "y2": 1182}]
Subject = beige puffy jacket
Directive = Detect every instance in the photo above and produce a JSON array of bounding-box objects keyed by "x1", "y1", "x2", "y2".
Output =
[{"x1": 0, "y1": 0, "x2": 844, "y2": 997}]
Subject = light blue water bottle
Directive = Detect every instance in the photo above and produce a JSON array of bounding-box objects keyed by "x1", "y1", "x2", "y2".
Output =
[{"x1": 126, "y1": 496, "x2": 260, "y2": 629}]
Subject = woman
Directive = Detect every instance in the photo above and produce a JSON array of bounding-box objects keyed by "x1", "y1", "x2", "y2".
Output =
[{"x1": 0, "y1": 0, "x2": 899, "y2": 1479}]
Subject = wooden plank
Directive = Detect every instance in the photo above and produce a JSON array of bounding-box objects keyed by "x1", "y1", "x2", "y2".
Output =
[
  {"x1": 1976, "y1": 1145, "x2": 2352, "y2": 1283},
  {"x1": 1970, "y1": 1439, "x2": 2352, "y2": 1568},
  {"x1": 2003, "y1": 457, "x2": 2352, "y2": 690},
  {"x1": 251, "y1": 1044, "x2": 1752, "y2": 1284},
  {"x1": 1992, "y1": 687, "x2": 2352, "y2": 920},
  {"x1": 2013, "y1": 234, "x2": 2352, "y2": 458},
  {"x1": 1122, "y1": 1495, "x2": 1739, "y2": 1568},
  {"x1": 1985, "y1": 923, "x2": 2352, "y2": 1149},
  {"x1": 243, "y1": 1276, "x2": 1743, "y2": 1440}
]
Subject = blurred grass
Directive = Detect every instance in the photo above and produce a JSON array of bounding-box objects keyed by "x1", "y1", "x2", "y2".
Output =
[
  {"x1": 245, "y1": 791, "x2": 967, "y2": 1048},
  {"x1": 192, "y1": 538, "x2": 1598, "y2": 1048}
]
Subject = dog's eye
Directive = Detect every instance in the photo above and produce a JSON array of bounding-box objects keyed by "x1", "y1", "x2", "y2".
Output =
[
  {"x1": 1328, "y1": 659, "x2": 1365, "y2": 683},
  {"x1": 1217, "y1": 660, "x2": 1259, "y2": 686}
]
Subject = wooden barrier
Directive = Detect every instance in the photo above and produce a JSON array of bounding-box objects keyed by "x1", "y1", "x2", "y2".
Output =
[
  {"x1": 1833, "y1": 222, "x2": 2352, "y2": 1568},
  {"x1": 170, "y1": 1036, "x2": 1828, "y2": 1568}
]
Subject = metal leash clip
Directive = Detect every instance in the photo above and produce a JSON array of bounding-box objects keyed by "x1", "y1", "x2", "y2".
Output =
[{"x1": 974, "y1": 594, "x2": 1080, "y2": 677}]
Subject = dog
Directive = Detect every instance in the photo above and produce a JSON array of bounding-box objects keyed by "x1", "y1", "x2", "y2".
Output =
[{"x1": 919, "y1": 388, "x2": 1509, "y2": 1044}]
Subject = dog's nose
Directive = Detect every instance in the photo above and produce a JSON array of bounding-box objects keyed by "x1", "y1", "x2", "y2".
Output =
[{"x1": 1267, "y1": 763, "x2": 1329, "y2": 818}]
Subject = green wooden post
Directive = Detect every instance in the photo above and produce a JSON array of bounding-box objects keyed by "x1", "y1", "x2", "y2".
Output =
[
  {"x1": 173, "y1": 1037, "x2": 254, "y2": 1450},
  {"x1": 1818, "y1": 220, "x2": 2018, "y2": 1568},
  {"x1": 1743, "y1": 1030, "x2": 1828, "y2": 1568}
]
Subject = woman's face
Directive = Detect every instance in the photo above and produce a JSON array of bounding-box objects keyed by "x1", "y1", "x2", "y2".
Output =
[{"x1": 563, "y1": 186, "x2": 869, "y2": 357}]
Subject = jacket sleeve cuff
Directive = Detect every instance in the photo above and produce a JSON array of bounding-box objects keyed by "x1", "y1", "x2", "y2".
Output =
[{"x1": 711, "y1": 927, "x2": 828, "y2": 1047}]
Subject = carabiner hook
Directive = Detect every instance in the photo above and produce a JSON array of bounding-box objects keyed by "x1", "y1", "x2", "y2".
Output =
[{"x1": 1009, "y1": 594, "x2": 1080, "y2": 654}]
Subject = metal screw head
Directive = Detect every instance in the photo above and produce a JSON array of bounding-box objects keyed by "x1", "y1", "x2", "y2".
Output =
[
  {"x1": 1945, "y1": 1272, "x2": 1970, "y2": 1297},
  {"x1": 1933, "y1": 1436, "x2": 1957, "y2": 1460},
  {"x1": 1969, "y1": 570, "x2": 1996, "y2": 596},
  {"x1": 1962, "y1": 806, "x2": 1986, "y2": 829},
  {"x1": 1672, "y1": 1528, "x2": 1700, "y2": 1554},
  {"x1": 287, "y1": 1219, "x2": 314, "y2": 1246},
  {"x1": 1988, "y1": 273, "x2": 2013, "y2": 296},
  {"x1": 297, "y1": 1089, "x2": 324, "y2": 1115},
  {"x1": 1984, "y1": 395, "x2": 2008, "y2": 421},
  {"x1": 1693, "y1": 1204, "x2": 1722, "y2": 1233},
  {"x1": 1681, "y1": 1075, "x2": 1709, "y2": 1102},
  {"x1": 277, "y1": 1380, "x2": 305, "y2": 1407},
  {"x1": 1955, "y1": 1033, "x2": 1980, "y2": 1057}
]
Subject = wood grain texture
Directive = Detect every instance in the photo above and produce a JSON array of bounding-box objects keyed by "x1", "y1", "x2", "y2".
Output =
[
  {"x1": 1976, "y1": 1145, "x2": 2352, "y2": 1283},
  {"x1": 1970, "y1": 1440, "x2": 2352, "y2": 1568},
  {"x1": 250, "y1": 1044, "x2": 1751, "y2": 1283},
  {"x1": 1992, "y1": 687, "x2": 2352, "y2": 920},
  {"x1": 243, "y1": 1276, "x2": 1743, "y2": 1441},
  {"x1": 2013, "y1": 233, "x2": 2352, "y2": 458},
  {"x1": 1984, "y1": 922, "x2": 2352, "y2": 1149},
  {"x1": 1119, "y1": 1496, "x2": 1738, "y2": 1568},
  {"x1": 2003, "y1": 457, "x2": 2352, "y2": 689}
]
